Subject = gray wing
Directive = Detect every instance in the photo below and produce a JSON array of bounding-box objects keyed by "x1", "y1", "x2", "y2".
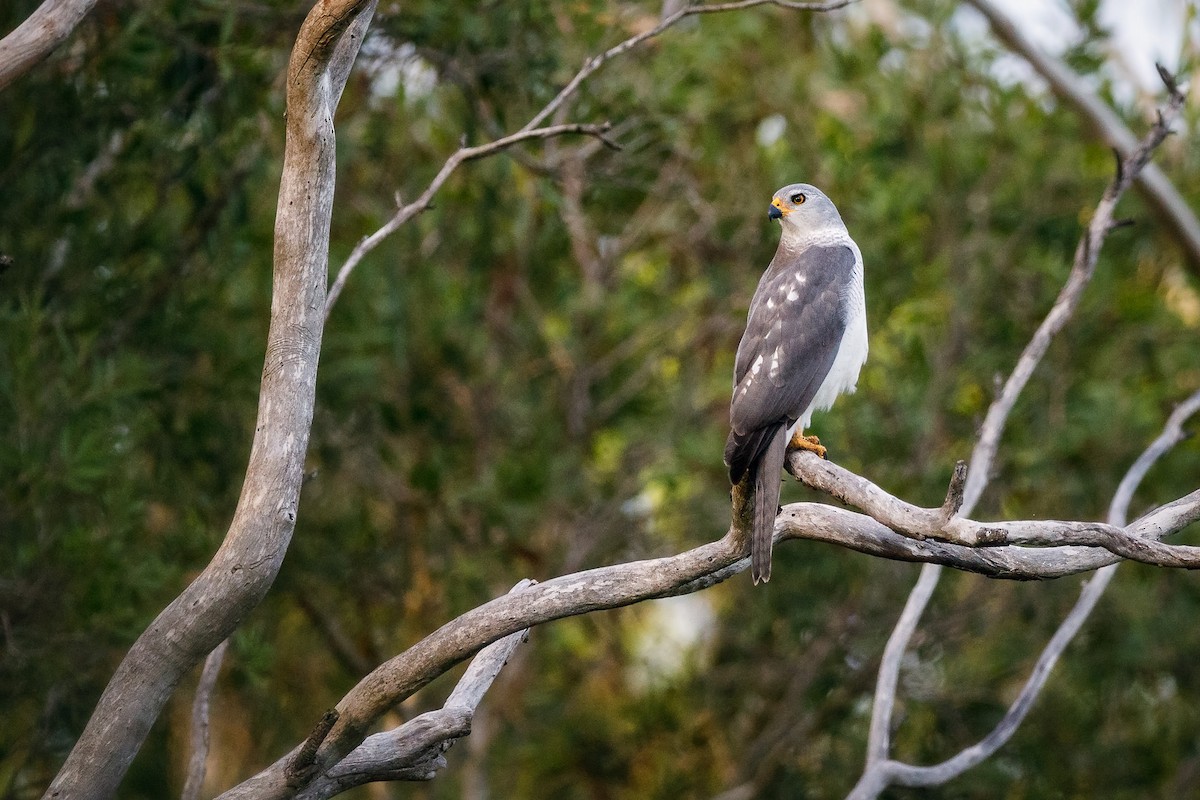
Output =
[{"x1": 725, "y1": 244, "x2": 856, "y2": 481}]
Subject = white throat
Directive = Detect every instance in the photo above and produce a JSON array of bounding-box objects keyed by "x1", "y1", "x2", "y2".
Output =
[{"x1": 779, "y1": 221, "x2": 852, "y2": 252}]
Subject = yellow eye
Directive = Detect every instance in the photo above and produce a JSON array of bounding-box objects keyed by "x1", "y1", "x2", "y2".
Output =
[{"x1": 789, "y1": 192, "x2": 806, "y2": 205}]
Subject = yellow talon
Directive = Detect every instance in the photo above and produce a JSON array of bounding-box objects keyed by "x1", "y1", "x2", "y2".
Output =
[{"x1": 788, "y1": 431, "x2": 827, "y2": 459}]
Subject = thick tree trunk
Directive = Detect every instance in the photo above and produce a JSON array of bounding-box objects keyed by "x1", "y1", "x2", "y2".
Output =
[{"x1": 41, "y1": 2, "x2": 376, "y2": 797}]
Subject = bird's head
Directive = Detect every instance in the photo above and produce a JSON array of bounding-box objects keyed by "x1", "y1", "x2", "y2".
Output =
[{"x1": 768, "y1": 183, "x2": 845, "y2": 237}]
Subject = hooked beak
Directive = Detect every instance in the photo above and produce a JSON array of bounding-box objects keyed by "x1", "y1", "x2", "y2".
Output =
[{"x1": 768, "y1": 205, "x2": 783, "y2": 220}]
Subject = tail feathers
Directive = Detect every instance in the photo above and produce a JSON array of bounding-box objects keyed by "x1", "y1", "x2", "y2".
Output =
[
  {"x1": 751, "y1": 425, "x2": 787, "y2": 584},
  {"x1": 725, "y1": 425, "x2": 777, "y2": 486}
]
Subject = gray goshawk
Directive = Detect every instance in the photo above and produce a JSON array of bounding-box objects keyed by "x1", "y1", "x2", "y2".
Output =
[{"x1": 725, "y1": 183, "x2": 868, "y2": 584}]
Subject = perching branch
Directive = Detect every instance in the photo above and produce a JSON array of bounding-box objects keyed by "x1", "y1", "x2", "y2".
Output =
[
  {"x1": 0, "y1": 0, "x2": 98, "y2": 91},
  {"x1": 790, "y1": 455, "x2": 1200, "y2": 567},
  {"x1": 213, "y1": 472, "x2": 1200, "y2": 799},
  {"x1": 962, "y1": 0, "x2": 1200, "y2": 272},
  {"x1": 323, "y1": 0, "x2": 858, "y2": 318}
]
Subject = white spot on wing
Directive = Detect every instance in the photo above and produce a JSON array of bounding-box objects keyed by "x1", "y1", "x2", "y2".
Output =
[
  {"x1": 751, "y1": 354, "x2": 764, "y2": 375},
  {"x1": 786, "y1": 289, "x2": 799, "y2": 301}
]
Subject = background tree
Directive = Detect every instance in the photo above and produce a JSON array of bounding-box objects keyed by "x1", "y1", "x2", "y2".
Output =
[{"x1": 2, "y1": 0, "x2": 1199, "y2": 798}]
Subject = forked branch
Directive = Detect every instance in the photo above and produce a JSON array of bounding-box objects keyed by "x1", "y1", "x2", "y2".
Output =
[{"x1": 840, "y1": 64, "x2": 1191, "y2": 800}]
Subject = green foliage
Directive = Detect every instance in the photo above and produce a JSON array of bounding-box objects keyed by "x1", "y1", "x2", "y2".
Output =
[{"x1": 2, "y1": 1, "x2": 1199, "y2": 798}]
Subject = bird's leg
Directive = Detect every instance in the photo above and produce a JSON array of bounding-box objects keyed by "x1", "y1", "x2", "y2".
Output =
[{"x1": 788, "y1": 430, "x2": 827, "y2": 459}]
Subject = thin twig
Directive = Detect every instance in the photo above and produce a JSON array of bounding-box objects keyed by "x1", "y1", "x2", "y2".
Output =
[
  {"x1": 522, "y1": 0, "x2": 856, "y2": 133},
  {"x1": 323, "y1": 0, "x2": 857, "y2": 318},
  {"x1": 324, "y1": 122, "x2": 614, "y2": 316},
  {"x1": 181, "y1": 640, "x2": 229, "y2": 800}
]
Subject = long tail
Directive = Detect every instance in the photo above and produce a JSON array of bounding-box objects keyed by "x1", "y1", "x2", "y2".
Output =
[{"x1": 751, "y1": 425, "x2": 787, "y2": 584}]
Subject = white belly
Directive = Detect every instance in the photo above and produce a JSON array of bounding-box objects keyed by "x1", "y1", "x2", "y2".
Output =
[{"x1": 791, "y1": 276, "x2": 868, "y2": 434}]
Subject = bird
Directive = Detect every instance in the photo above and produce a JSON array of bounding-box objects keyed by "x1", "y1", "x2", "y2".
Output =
[{"x1": 725, "y1": 183, "x2": 868, "y2": 584}]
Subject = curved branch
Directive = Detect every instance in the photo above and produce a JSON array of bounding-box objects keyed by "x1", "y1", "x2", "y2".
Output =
[
  {"x1": 864, "y1": 563, "x2": 940, "y2": 768},
  {"x1": 215, "y1": 535, "x2": 742, "y2": 799},
  {"x1": 961, "y1": 74, "x2": 1184, "y2": 514},
  {"x1": 290, "y1": 581, "x2": 534, "y2": 800},
  {"x1": 850, "y1": 386, "x2": 1200, "y2": 795},
  {"x1": 324, "y1": 122, "x2": 617, "y2": 316},
  {"x1": 217, "y1": 470, "x2": 1200, "y2": 799},
  {"x1": 1109, "y1": 390, "x2": 1200, "y2": 524},
  {"x1": 41, "y1": 3, "x2": 377, "y2": 798},
  {"x1": 0, "y1": 0, "x2": 97, "y2": 91}
]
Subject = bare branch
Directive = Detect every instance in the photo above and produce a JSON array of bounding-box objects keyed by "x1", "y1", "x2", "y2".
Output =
[
  {"x1": 1109, "y1": 390, "x2": 1200, "y2": 526},
  {"x1": 41, "y1": 3, "x2": 378, "y2": 798},
  {"x1": 522, "y1": 0, "x2": 856, "y2": 133},
  {"x1": 216, "y1": 539, "x2": 741, "y2": 799},
  {"x1": 843, "y1": 72, "x2": 1188, "y2": 798},
  {"x1": 444, "y1": 580, "x2": 534, "y2": 710},
  {"x1": 287, "y1": 584, "x2": 533, "y2": 799},
  {"x1": 0, "y1": 0, "x2": 98, "y2": 91},
  {"x1": 215, "y1": 468, "x2": 1200, "y2": 799},
  {"x1": 293, "y1": 710, "x2": 466, "y2": 798},
  {"x1": 962, "y1": 76, "x2": 1184, "y2": 514},
  {"x1": 849, "y1": 387, "x2": 1200, "y2": 796},
  {"x1": 181, "y1": 640, "x2": 229, "y2": 800},
  {"x1": 324, "y1": 0, "x2": 857, "y2": 318},
  {"x1": 324, "y1": 122, "x2": 615, "y2": 316},
  {"x1": 864, "y1": 563, "x2": 940, "y2": 767},
  {"x1": 963, "y1": 0, "x2": 1200, "y2": 273},
  {"x1": 788, "y1": 454, "x2": 1200, "y2": 567},
  {"x1": 786, "y1": 455, "x2": 977, "y2": 543},
  {"x1": 847, "y1": 562, "x2": 1118, "y2": 799}
]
